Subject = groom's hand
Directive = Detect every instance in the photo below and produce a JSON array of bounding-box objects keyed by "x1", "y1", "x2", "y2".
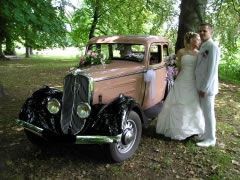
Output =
[{"x1": 199, "y1": 91, "x2": 206, "y2": 98}]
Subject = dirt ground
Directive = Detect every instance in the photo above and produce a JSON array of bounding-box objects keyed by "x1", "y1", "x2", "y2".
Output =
[{"x1": 0, "y1": 82, "x2": 239, "y2": 179}]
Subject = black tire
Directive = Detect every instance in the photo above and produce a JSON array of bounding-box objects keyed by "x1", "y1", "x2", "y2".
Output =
[{"x1": 108, "y1": 111, "x2": 142, "y2": 162}]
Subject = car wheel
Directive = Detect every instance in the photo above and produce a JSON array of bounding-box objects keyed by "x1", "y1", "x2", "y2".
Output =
[{"x1": 108, "y1": 111, "x2": 142, "y2": 162}]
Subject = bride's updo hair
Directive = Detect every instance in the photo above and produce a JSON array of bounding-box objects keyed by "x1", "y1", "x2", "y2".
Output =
[{"x1": 184, "y1": 32, "x2": 199, "y2": 44}]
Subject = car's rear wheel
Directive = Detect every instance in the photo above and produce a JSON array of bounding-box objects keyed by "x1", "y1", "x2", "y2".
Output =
[{"x1": 108, "y1": 111, "x2": 142, "y2": 162}]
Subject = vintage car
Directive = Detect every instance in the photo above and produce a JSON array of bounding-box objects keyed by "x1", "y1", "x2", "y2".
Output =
[{"x1": 17, "y1": 35, "x2": 171, "y2": 162}]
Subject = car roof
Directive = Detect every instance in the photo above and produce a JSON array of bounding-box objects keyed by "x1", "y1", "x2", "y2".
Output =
[{"x1": 88, "y1": 35, "x2": 168, "y2": 45}]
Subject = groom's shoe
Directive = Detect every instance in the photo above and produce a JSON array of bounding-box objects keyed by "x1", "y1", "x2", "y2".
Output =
[
  {"x1": 196, "y1": 139, "x2": 216, "y2": 147},
  {"x1": 193, "y1": 135, "x2": 205, "y2": 142}
]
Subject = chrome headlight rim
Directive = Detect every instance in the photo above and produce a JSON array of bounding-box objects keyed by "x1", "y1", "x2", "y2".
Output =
[
  {"x1": 77, "y1": 102, "x2": 91, "y2": 119},
  {"x1": 47, "y1": 98, "x2": 61, "y2": 114}
]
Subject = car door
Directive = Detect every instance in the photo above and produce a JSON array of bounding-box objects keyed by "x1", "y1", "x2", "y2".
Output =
[{"x1": 142, "y1": 43, "x2": 168, "y2": 110}]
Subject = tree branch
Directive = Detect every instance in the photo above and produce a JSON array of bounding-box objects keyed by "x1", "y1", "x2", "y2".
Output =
[{"x1": 231, "y1": 0, "x2": 240, "y2": 17}]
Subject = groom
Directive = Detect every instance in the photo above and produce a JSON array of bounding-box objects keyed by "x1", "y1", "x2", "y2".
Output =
[{"x1": 195, "y1": 23, "x2": 220, "y2": 147}]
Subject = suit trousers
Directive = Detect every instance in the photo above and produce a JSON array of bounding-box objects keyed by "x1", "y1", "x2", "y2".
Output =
[{"x1": 199, "y1": 95, "x2": 216, "y2": 141}]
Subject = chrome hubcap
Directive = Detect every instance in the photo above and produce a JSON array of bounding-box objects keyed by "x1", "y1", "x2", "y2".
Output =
[
  {"x1": 122, "y1": 128, "x2": 134, "y2": 145},
  {"x1": 117, "y1": 119, "x2": 137, "y2": 154}
]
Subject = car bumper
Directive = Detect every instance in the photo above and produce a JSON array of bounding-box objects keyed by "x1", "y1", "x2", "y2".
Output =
[{"x1": 16, "y1": 119, "x2": 122, "y2": 144}]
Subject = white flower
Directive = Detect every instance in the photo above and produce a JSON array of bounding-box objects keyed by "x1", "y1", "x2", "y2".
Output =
[{"x1": 164, "y1": 54, "x2": 176, "y2": 66}]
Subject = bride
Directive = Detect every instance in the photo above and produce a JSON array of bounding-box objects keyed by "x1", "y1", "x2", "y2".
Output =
[{"x1": 156, "y1": 32, "x2": 205, "y2": 140}]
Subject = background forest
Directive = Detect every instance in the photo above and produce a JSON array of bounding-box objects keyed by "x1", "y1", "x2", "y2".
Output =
[{"x1": 0, "y1": 0, "x2": 239, "y2": 83}]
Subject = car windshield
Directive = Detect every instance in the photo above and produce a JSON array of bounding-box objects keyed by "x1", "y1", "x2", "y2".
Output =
[{"x1": 87, "y1": 43, "x2": 145, "y2": 62}]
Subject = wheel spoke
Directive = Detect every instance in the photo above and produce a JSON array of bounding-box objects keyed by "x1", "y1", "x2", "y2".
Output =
[
  {"x1": 117, "y1": 119, "x2": 137, "y2": 154},
  {"x1": 109, "y1": 111, "x2": 141, "y2": 162}
]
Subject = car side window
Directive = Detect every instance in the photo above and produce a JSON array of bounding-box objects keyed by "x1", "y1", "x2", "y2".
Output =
[
  {"x1": 163, "y1": 44, "x2": 169, "y2": 60},
  {"x1": 149, "y1": 44, "x2": 162, "y2": 65},
  {"x1": 112, "y1": 44, "x2": 145, "y2": 62}
]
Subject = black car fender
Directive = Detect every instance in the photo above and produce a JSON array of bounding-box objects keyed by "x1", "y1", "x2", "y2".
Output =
[
  {"x1": 87, "y1": 94, "x2": 144, "y2": 136},
  {"x1": 19, "y1": 86, "x2": 63, "y2": 134}
]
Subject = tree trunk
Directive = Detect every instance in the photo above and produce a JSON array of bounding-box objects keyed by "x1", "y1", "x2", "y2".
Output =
[
  {"x1": 0, "y1": 16, "x2": 6, "y2": 59},
  {"x1": 5, "y1": 36, "x2": 16, "y2": 55},
  {"x1": 0, "y1": 43, "x2": 9, "y2": 60},
  {"x1": 88, "y1": 1, "x2": 100, "y2": 39},
  {"x1": 0, "y1": 43, "x2": 4, "y2": 58},
  {"x1": 25, "y1": 47, "x2": 30, "y2": 58},
  {"x1": 30, "y1": 47, "x2": 33, "y2": 55},
  {"x1": 175, "y1": 0, "x2": 208, "y2": 53}
]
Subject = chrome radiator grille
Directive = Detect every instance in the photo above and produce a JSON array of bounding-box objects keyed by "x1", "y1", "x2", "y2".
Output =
[{"x1": 61, "y1": 73, "x2": 90, "y2": 135}]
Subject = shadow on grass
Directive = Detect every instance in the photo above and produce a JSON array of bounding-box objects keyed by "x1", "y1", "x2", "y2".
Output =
[
  {"x1": 28, "y1": 143, "x2": 111, "y2": 164},
  {"x1": 0, "y1": 132, "x2": 112, "y2": 171},
  {"x1": 142, "y1": 121, "x2": 198, "y2": 145}
]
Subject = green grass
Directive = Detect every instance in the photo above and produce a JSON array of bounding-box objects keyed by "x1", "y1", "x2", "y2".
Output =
[
  {"x1": 207, "y1": 148, "x2": 232, "y2": 178},
  {"x1": 0, "y1": 55, "x2": 240, "y2": 179},
  {"x1": 0, "y1": 56, "x2": 78, "y2": 97}
]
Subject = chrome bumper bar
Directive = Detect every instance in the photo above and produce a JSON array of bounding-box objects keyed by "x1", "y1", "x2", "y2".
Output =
[
  {"x1": 16, "y1": 119, "x2": 44, "y2": 137},
  {"x1": 75, "y1": 135, "x2": 121, "y2": 144},
  {"x1": 16, "y1": 119, "x2": 121, "y2": 144}
]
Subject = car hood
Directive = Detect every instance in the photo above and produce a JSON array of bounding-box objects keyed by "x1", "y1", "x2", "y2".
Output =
[{"x1": 79, "y1": 60, "x2": 145, "y2": 81}]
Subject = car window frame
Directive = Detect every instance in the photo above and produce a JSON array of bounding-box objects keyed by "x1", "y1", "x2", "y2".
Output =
[{"x1": 148, "y1": 43, "x2": 167, "y2": 68}]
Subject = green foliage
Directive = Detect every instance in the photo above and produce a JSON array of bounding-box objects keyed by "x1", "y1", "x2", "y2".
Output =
[
  {"x1": 146, "y1": 1, "x2": 176, "y2": 35},
  {"x1": 0, "y1": 0, "x2": 67, "y2": 52},
  {"x1": 205, "y1": 0, "x2": 240, "y2": 83},
  {"x1": 207, "y1": 0, "x2": 240, "y2": 51},
  {"x1": 70, "y1": 6, "x2": 93, "y2": 46},
  {"x1": 24, "y1": 0, "x2": 67, "y2": 49},
  {"x1": 70, "y1": 0, "x2": 175, "y2": 46},
  {"x1": 219, "y1": 60, "x2": 240, "y2": 84}
]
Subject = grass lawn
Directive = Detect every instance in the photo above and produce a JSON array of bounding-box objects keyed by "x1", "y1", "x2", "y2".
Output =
[{"x1": 0, "y1": 56, "x2": 239, "y2": 179}]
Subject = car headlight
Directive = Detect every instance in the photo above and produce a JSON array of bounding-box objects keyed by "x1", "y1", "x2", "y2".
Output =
[
  {"x1": 47, "y1": 98, "x2": 61, "y2": 114},
  {"x1": 77, "y1": 103, "x2": 91, "y2": 118}
]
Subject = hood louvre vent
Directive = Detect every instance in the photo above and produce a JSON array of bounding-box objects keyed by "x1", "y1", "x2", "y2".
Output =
[{"x1": 61, "y1": 74, "x2": 89, "y2": 135}]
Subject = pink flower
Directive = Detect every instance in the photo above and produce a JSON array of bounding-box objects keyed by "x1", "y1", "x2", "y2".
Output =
[
  {"x1": 87, "y1": 50, "x2": 92, "y2": 55},
  {"x1": 78, "y1": 50, "x2": 109, "y2": 68},
  {"x1": 91, "y1": 52, "x2": 97, "y2": 58},
  {"x1": 166, "y1": 66, "x2": 177, "y2": 80}
]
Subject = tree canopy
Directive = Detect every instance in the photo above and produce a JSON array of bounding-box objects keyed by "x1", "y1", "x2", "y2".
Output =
[
  {"x1": 0, "y1": 0, "x2": 239, "y2": 61},
  {"x1": 69, "y1": 0, "x2": 175, "y2": 46},
  {"x1": 0, "y1": 0, "x2": 67, "y2": 57}
]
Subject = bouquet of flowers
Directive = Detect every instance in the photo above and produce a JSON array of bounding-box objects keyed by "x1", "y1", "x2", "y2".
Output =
[
  {"x1": 164, "y1": 54, "x2": 178, "y2": 81},
  {"x1": 78, "y1": 50, "x2": 110, "y2": 67},
  {"x1": 164, "y1": 54, "x2": 178, "y2": 92},
  {"x1": 165, "y1": 54, "x2": 177, "y2": 67}
]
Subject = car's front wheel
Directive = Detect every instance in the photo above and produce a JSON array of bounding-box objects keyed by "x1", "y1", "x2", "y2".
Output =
[{"x1": 108, "y1": 111, "x2": 142, "y2": 162}]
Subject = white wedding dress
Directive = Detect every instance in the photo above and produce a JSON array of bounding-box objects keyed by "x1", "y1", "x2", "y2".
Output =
[{"x1": 156, "y1": 54, "x2": 205, "y2": 140}]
